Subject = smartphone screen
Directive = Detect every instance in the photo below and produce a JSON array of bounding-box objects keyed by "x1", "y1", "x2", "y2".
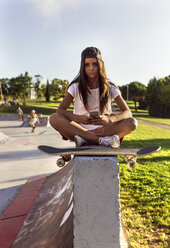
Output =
[{"x1": 89, "y1": 110, "x2": 99, "y2": 117}]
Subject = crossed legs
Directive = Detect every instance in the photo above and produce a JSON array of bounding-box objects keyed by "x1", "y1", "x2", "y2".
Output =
[{"x1": 49, "y1": 113, "x2": 138, "y2": 143}]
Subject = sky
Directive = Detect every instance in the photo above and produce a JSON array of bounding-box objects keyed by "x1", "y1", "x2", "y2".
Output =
[{"x1": 0, "y1": 0, "x2": 170, "y2": 86}]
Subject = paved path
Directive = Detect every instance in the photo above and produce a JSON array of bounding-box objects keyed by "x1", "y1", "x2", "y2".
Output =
[{"x1": 138, "y1": 119, "x2": 170, "y2": 130}]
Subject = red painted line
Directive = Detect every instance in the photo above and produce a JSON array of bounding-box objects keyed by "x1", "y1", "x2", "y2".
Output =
[
  {"x1": 0, "y1": 176, "x2": 47, "y2": 248},
  {"x1": 0, "y1": 216, "x2": 27, "y2": 248}
]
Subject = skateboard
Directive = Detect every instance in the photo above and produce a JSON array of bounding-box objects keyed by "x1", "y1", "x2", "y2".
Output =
[{"x1": 38, "y1": 145, "x2": 161, "y2": 169}]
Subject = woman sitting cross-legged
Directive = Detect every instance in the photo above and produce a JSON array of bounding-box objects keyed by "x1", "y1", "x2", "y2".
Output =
[{"x1": 49, "y1": 47, "x2": 138, "y2": 147}]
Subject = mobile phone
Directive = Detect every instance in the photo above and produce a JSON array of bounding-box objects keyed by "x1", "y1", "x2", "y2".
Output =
[{"x1": 89, "y1": 110, "x2": 99, "y2": 117}]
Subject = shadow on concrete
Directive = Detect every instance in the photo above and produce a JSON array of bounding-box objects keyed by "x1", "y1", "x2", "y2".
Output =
[
  {"x1": 0, "y1": 126, "x2": 21, "y2": 129},
  {"x1": 0, "y1": 150, "x2": 46, "y2": 161},
  {"x1": 0, "y1": 185, "x2": 24, "y2": 216},
  {"x1": 0, "y1": 173, "x2": 55, "y2": 184}
]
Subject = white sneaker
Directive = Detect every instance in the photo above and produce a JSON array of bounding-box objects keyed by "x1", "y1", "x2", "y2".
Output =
[
  {"x1": 99, "y1": 135, "x2": 120, "y2": 148},
  {"x1": 74, "y1": 135, "x2": 86, "y2": 147}
]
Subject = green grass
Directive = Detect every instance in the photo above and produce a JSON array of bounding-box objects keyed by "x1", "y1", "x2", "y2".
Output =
[
  {"x1": 0, "y1": 97, "x2": 73, "y2": 115},
  {"x1": 22, "y1": 98, "x2": 74, "y2": 113},
  {"x1": 119, "y1": 123, "x2": 170, "y2": 247},
  {"x1": 135, "y1": 116, "x2": 170, "y2": 126},
  {"x1": 26, "y1": 98, "x2": 62, "y2": 108},
  {"x1": 114, "y1": 100, "x2": 170, "y2": 126},
  {"x1": 1, "y1": 99, "x2": 170, "y2": 126}
]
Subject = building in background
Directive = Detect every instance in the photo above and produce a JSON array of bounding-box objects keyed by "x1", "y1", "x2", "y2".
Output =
[{"x1": 29, "y1": 87, "x2": 37, "y2": 99}]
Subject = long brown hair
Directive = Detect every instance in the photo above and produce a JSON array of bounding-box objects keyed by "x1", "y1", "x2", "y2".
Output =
[{"x1": 69, "y1": 58, "x2": 116, "y2": 114}]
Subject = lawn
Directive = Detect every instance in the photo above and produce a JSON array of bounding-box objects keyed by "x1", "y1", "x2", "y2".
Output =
[
  {"x1": 119, "y1": 123, "x2": 170, "y2": 247},
  {"x1": 1, "y1": 99, "x2": 170, "y2": 126},
  {"x1": 23, "y1": 99, "x2": 170, "y2": 126}
]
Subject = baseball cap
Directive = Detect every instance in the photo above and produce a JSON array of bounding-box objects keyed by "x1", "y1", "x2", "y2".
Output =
[{"x1": 81, "y1": 47, "x2": 102, "y2": 61}]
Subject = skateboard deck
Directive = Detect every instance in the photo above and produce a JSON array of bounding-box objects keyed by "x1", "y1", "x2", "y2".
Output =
[{"x1": 38, "y1": 145, "x2": 161, "y2": 169}]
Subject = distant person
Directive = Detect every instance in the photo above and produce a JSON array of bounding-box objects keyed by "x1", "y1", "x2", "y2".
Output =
[
  {"x1": 27, "y1": 110, "x2": 40, "y2": 133},
  {"x1": 49, "y1": 47, "x2": 137, "y2": 147},
  {"x1": 4, "y1": 96, "x2": 7, "y2": 105},
  {"x1": 17, "y1": 106, "x2": 23, "y2": 121}
]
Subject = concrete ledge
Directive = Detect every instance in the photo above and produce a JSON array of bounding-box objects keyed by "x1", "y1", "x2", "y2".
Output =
[
  {"x1": 0, "y1": 114, "x2": 42, "y2": 121},
  {"x1": 21, "y1": 117, "x2": 49, "y2": 127},
  {"x1": 0, "y1": 114, "x2": 19, "y2": 121},
  {"x1": 73, "y1": 156, "x2": 121, "y2": 248}
]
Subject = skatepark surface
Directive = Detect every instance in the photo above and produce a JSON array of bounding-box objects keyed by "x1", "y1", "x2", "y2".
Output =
[{"x1": 0, "y1": 116, "x2": 129, "y2": 247}]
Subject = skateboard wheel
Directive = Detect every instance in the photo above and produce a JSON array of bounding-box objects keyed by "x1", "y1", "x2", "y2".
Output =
[
  {"x1": 128, "y1": 160, "x2": 136, "y2": 169},
  {"x1": 63, "y1": 155, "x2": 71, "y2": 162},
  {"x1": 57, "y1": 158, "x2": 65, "y2": 167}
]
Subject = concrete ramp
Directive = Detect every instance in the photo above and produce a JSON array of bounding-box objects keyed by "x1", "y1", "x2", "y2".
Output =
[
  {"x1": 0, "y1": 132, "x2": 10, "y2": 144},
  {"x1": 0, "y1": 161, "x2": 73, "y2": 248},
  {"x1": 12, "y1": 160, "x2": 73, "y2": 248},
  {"x1": 21, "y1": 117, "x2": 49, "y2": 127}
]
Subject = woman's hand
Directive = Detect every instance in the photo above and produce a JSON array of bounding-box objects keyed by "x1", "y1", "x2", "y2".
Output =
[
  {"x1": 90, "y1": 115, "x2": 111, "y2": 126},
  {"x1": 75, "y1": 114, "x2": 111, "y2": 126},
  {"x1": 75, "y1": 115, "x2": 93, "y2": 124}
]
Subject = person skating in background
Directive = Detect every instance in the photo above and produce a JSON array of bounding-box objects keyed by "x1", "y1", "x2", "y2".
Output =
[
  {"x1": 27, "y1": 110, "x2": 39, "y2": 133},
  {"x1": 17, "y1": 106, "x2": 24, "y2": 121}
]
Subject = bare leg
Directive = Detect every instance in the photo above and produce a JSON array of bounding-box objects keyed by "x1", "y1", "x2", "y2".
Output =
[
  {"x1": 92, "y1": 118, "x2": 138, "y2": 138},
  {"x1": 49, "y1": 113, "x2": 99, "y2": 143},
  {"x1": 49, "y1": 113, "x2": 137, "y2": 143},
  {"x1": 30, "y1": 123, "x2": 36, "y2": 133}
]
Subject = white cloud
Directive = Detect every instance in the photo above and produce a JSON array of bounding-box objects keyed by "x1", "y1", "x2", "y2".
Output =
[
  {"x1": 26, "y1": 0, "x2": 155, "y2": 28},
  {"x1": 26, "y1": 0, "x2": 82, "y2": 28},
  {"x1": 26, "y1": 0, "x2": 120, "y2": 28}
]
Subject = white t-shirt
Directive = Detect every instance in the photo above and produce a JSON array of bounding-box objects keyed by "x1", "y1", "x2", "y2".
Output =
[{"x1": 68, "y1": 82, "x2": 120, "y2": 130}]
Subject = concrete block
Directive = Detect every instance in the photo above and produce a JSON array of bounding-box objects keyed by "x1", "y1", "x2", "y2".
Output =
[{"x1": 73, "y1": 156, "x2": 121, "y2": 248}]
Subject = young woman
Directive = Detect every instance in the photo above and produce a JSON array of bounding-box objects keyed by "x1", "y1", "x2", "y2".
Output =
[{"x1": 50, "y1": 47, "x2": 137, "y2": 147}]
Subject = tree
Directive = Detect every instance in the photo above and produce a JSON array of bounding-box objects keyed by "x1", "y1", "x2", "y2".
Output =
[
  {"x1": 8, "y1": 72, "x2": 32, "y2": 103},
  {"x1": 120, "y1": 85, "x2": 129, "y2": 100},
  {"x1": 40, "y1": 84, "x2": 47, "y2": 97},
  {"x1": 51, "y1": 78, "x2": 69, "y2": 99},
  {"x1": 45, "y1": 80, "x2": 50, "y2": 102},
  {"x1": 0, "y1": 82, "x2": 2, "y2": 100},
  {"x1": 0, "y1": 78, "x2": 9, "y2": 100},
  {"x1": 146, "y1": 75, "x2": 170, "y2": 117},
  {"x1": 128, "y1": 82, "x2": 146, "y2": 112},
  {"x1": 34, "y1": 75, "x2": 42, "y2": 98}
]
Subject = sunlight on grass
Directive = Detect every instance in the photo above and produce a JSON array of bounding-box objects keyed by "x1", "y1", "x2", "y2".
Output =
[
  {"x1": 119, "y1": 123, "x2": 170, "y2": 247},
  {"x1": 137, "y1": 117, "x2": 170, "y2": 126}
]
